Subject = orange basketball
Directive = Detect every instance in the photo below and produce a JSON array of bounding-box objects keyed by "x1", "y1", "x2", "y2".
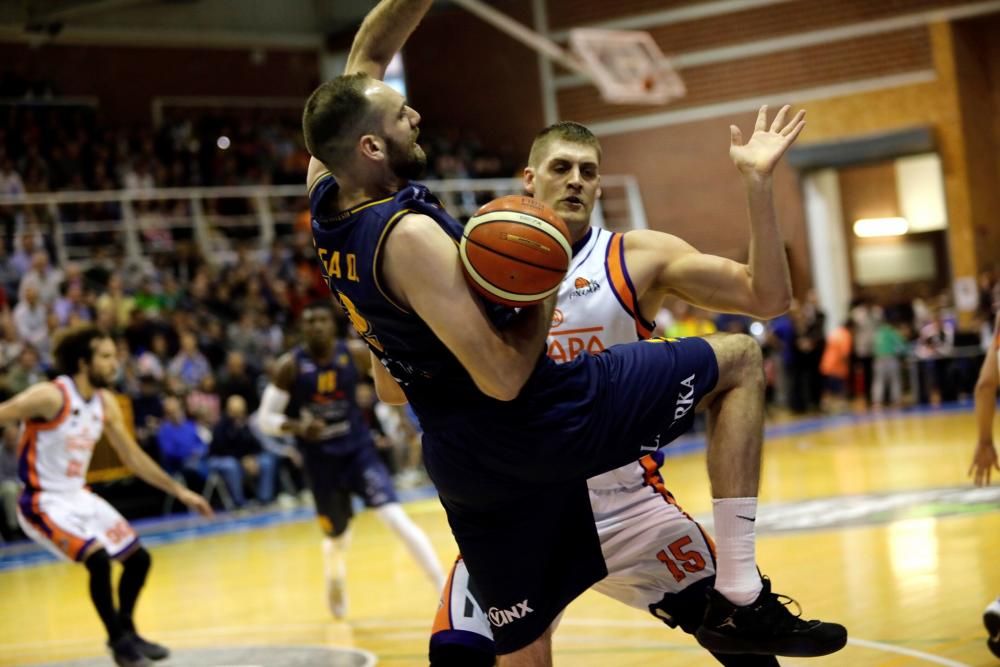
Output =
[{"x1": 459, "y1": 195, "x2": 572, "y2": 307}]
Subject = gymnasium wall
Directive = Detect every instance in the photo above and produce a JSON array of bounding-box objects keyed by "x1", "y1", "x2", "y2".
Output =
[
  {"x1": 404, "y1": 0, "x2": 544, "y2": 168},
  {"x1": 0, "y1": 42, "x2": 318, "y2": 123},
  {"x1": 409, "y1": 0, "x2": 1000, "y2": 305}
]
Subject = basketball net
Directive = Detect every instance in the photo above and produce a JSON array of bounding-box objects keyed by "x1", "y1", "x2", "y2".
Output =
[{"x1": 448, "y1": 0, "x2": 685, "y2": 106}]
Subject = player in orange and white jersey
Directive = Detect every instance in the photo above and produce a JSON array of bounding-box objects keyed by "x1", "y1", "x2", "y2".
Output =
[
  {"x1": 4, "y1": 325, "x2": 212, "y2": 667},
  {"x1": 971, "y1": 309, "x2": 999, "y2": 657},
  {"x1": 429, "y1": 117, "x2": 825, "y2": 665}
]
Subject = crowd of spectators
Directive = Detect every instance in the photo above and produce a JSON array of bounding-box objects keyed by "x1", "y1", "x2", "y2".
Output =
[
  {"x1": 653, "y1": 272, "x2": 999, "y2": 417},
  {"x1": 0, "y1": 223, "x2": 428, "y2": 542},
  {"x1": 1, "y1": 93, "x2": 997, "y2": 543}
]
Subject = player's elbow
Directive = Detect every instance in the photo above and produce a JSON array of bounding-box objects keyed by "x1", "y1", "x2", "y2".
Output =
[
  {"x1": 475, "y1": 365, "x2": 529, "y2": 402},
  {"x1": 756, "y1": 296, "x2": 791, "y2": 319},
  {"x1": 477, "y1": 379, "x2": 521, "y2": 402},
  {"x1": 374, "y1": 384, "x2": 408, "y2": 406}
]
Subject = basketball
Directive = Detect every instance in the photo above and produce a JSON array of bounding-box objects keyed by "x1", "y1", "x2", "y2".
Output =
[{"x1": 459, "y1": 195, "x2": 572, "y2": 307}]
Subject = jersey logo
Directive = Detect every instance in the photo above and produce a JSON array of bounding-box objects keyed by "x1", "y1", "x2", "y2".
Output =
[
  {"x1": 487, "y1": 600, "x2": 533, "y2": 627},
  {"x1": 668, "y1": 374, "x2": 697, "y2": 428},
  {"x1": 551, "y1": 309, "x2": 564, "y2": 329},
  {"x1": 569, "y1": 276, "x2": 602, "y2": 299}
]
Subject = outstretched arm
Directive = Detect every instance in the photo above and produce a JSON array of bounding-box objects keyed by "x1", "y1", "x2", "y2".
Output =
[
  {"x1": 0, "y1": 382, "x2": 63, "y2": 425},
  {"x1": 345, "y1": 0, "x2": 435, "y2": 78},
  {"x1": 631, "y1": 105, "x2": 804, "y2": 320},
  {"x1": 307, "y1": 0, "x2": 435, "y2": 186},
  {"x1": 384, "y1": 214, "x2": 553, "y2": 401},
  {"x1": 102, "y1": 391, "x2": 213, "y2": 516},
  {"x1": 971, "y1": 312, "x2": 1000, "y2": 486}
]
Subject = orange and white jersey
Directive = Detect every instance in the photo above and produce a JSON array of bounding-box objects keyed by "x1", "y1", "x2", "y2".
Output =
[
  {"x1": 547, "y1": 228, "x2": 654, "y2": 364},
  {"x1": 18, "y1": 376, "x2": 105, "y2": 493},
  {"x1": 546, "y1": 228, "x2": 657, "y2": 492}
]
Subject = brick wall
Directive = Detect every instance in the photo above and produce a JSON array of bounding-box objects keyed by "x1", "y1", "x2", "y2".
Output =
[{"x1": 0, "y1": 42, "x2": 318, "y2": 123}]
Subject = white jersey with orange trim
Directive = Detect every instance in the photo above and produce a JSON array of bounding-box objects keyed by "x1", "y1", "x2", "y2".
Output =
[
  {"x1": 547, "y1": 228, "x2": 657, "y2": 492},
  {"x1": 430, "y1": 228, "x2": 717, "y2": 653},
  {"x1": 18, "y1": 376, "x2": 105, "y2": 493},
  {"x1": 547, "y1": 228, "x2": 653, "y2": 363}
]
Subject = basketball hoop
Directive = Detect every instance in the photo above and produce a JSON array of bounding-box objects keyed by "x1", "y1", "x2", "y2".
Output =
[
  {"x1": 448, "y1": 0, "x2": 686, "y2": 107},
  {"x1": 569, "y1": 29, "x2": 686, "y2": 105}
]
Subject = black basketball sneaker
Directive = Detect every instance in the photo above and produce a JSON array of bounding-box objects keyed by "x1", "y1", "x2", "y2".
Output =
[
  {"x1": 985, "y1": 597, "x2": 1000, "y2": 658},
  {"x1": 108, "y1": 635, "x2": 152, "y2": 667},
  {"x1": 695, "y1": 576, "x2": 848, "y2": 657},
  {"x1": 130, "y1": 633, "x2": 170, "y2": 661}
]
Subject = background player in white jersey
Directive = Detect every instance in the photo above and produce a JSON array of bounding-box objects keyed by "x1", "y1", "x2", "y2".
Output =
[
  {"x1": 430, "y1": 117, "x2": 807, "y2": 665},
  {"x1": 971, "y1": 310, "x2": 999, "y2": 657},
  {"x1": 2, "y1": 325, "x2": 212, "y2": 667}
]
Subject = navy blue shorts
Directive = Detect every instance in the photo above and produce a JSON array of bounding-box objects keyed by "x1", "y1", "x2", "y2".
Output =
[
  {"x1": 423, "y1": 336, "x2": 719, "y2": 654},
  {"x1": 303, "y1": 444, "x2": 399, "y2": 537}
]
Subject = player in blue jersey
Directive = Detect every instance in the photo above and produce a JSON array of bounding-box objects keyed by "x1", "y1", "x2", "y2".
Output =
[
  {"x1": 300, "y1": 1, "x2": 845, "y2": 662},
  {"x1": 257, "y1": 300, "x2": 444, "y2": 618}
]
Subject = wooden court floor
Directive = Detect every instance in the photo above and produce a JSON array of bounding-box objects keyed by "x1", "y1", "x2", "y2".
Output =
[{"x1": 1, "y1": 408, "x2": 998, "y2": 666}]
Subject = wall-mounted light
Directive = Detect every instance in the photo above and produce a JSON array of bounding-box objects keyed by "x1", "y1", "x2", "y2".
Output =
[{"x1": 853, "y1": 217, "x2": 908, "y2": 238}]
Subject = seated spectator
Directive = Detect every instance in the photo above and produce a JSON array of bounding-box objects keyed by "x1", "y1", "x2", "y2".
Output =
[
  {"x1": 18, "y1": 249, "x2": 63, "y2": 306},
  {"x1": 0, "y1": 310, "x2": 25, "y2": 374},
  {"x1": 168, "y1": 331, "x2": 210, "y2": 389},
  {"x1": 13, "y1": 280, "x2": 50, "y2": 360},
  {"x1": 0, "y1": 424, "x2": 20, "y2": 540},
  {"x1": 157, "y1": 395, "x2": 245, "y2": 508},
  {"x1": 53, "y1": 280, "x2": 93, "y2": 327},
  {"x1": 0, "y1": 238, "x2": 21, "y2": 300},
  {"x1": 187, "y1": 372, "x2": 221, "y2": 431},
  {"x1": 10, "y1": 231, "x2": 40, "y2": 277},
  {"x1": 135, "y1": 331, "x2": 171, "y2": 381},
  {"x1": 665, "y1": 302, "x2": 717, "y2": 338},
  {"x1": 2, "y1": 346, "x2": 44, "y2": 397},
  {"x1": 131, "y1": 374, "x2": 164, "y2": 450},
  {"x1": 212, "y1": 395, "x2": 277, "y2": 505},
  {"x1": 226, "y1": 310, "x2": 266, "y2": 361},
  {"x1": 217, "y1": 350, "x2": 259, "y2": 411},
  {"x1": 95, "y1": 272, "x2": 135, "y2": 330}
]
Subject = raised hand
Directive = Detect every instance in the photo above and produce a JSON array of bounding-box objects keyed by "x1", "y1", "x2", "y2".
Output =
[{"x1": 730, "y1": 105, "x2": 806, "y2": 179}]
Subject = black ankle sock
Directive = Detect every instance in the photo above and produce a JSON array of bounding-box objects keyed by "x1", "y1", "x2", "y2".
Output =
[
  {"x1": 117, "y1": 547, "x2": 151, "y2": 634},
  {"x1": 85, "y1": 550, "x2": 124, "y2": 642}
]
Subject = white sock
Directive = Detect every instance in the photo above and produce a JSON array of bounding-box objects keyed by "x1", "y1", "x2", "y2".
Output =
[
  {"x1": 376, "y1": 503, "x2": 446, "y2": 590},
  {"x1": 322, "y1": 534, "x2": 349, "y2": 582},
  {"x1": 712, "y1": 497, "x2": 763, "y2": 606}
]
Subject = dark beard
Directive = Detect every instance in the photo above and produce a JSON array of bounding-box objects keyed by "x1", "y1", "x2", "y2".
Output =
[
  {"x1": 88, "y1": 369, "x2": 110, "y2": 389},
  {"x1": 387, "y1": 137, "x2": 427, "y2": 181}
]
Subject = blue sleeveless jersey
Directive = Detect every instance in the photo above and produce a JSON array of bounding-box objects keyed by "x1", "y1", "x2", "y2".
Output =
[
  {"x1": 309, "y1": 176, "x2": 548, "y2": 425},
  {"x1": 286, "y1": 342, "x2": 371, "y2": 456}
]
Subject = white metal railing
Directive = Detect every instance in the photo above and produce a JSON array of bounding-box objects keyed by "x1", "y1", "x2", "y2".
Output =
[{"x1": 0, "y1": 175, "x2": 647, "y2": 266}]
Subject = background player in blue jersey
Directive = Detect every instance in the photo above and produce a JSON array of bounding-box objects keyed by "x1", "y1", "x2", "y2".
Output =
[
  {"x1": 300, "y1": 1, "x2": 844, "y2": 663},
  {"x1": 257, "y1": 300, "x2": 444, "y2": 618}
]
